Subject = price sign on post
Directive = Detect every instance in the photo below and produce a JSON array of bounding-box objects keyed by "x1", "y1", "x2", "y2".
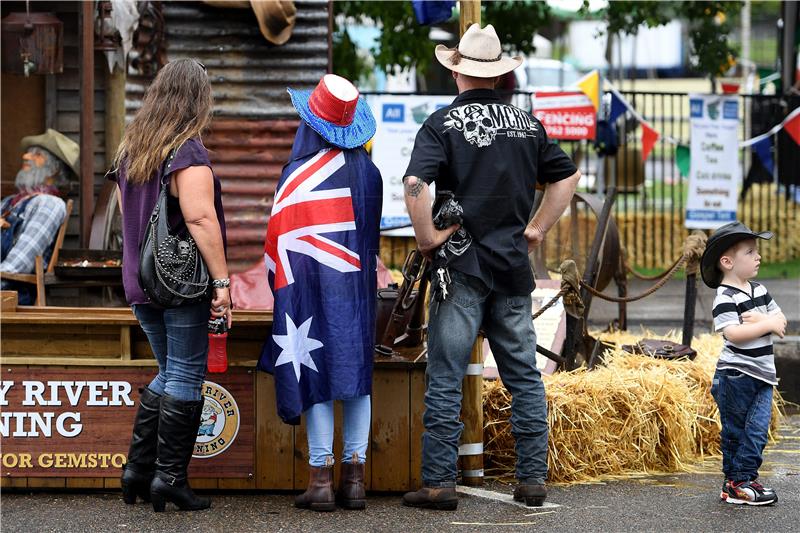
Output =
[{"x1": 685, "y1": 94, "x2": 741, "y2": 229}]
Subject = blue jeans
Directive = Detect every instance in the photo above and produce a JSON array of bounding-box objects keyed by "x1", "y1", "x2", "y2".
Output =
[
  {"x1": 132, "y1": 302, "x2": 210, "y2": 402},
  {"x1": 305, "y1": 395, "x2": 371, "y2": 467},
  {"x1": 422, "y1": 270, "x2": 548, "y2": 487},
  {"x1": 710, "y1": 368, "x2": 773, "y2": 483}
]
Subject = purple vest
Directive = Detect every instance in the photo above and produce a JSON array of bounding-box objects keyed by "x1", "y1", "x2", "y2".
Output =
[{"x1": 111, "y1": 138, "x2": 227, "y2": 305}]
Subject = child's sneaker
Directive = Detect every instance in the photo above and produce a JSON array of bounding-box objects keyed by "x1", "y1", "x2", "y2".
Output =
[
  {"x1": 724, "y1": 480, "x2": 778, "y2": 505},
  {"x1": 720, "y1": 480, "x2": 730, "y2": 501},
  {"x1": 750, "y1": 480, "x2": 776, "y2": 498}
]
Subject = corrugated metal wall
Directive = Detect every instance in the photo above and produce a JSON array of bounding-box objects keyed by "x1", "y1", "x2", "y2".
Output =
[{"x1": 125, "y1": 0, "x2": 329, "y2": 272}]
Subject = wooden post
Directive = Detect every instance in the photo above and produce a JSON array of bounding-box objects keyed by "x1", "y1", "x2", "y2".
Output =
[
  {"x1": 459, "y1": 340, "x2": 484, "y2": 486},
  {"x1": 459, "y1": 0, "x2": 481, "y2": 35},
  {"x1": 456, "y1": 0, "x2": 484, "y2": 487},
  {"x1": 682, "y1": 273, "x2": 697, "y2": 346},
  {"x1": 105, "y1": 66, "x2": 126, "y2": 169},
  {"x1": 79, "y1": 1, "x2": 95, "y2": 248}
]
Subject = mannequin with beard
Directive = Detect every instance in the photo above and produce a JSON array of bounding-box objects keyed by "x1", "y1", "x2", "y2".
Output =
[{"x1": 1, "y1": 130, "x2": 77, "y2": 302}]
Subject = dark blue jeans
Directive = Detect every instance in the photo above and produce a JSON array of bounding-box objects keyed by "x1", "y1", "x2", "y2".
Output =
[
  {"x1": 710, "y1": 368, "x2": 773, "y2": 483},
  {"x1": 422, "y1": 270, "x2": 548, "y2": 487},
  {"x1": 133, "y1": 302, "x2": 210, "y2": 402}
]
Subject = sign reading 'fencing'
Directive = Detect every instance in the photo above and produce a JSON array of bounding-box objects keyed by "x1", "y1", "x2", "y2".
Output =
[{"x1": 532, "y1": 91, "x2": 597, "y2": 140}]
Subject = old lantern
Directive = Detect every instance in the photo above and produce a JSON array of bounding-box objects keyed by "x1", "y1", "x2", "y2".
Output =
[{"x1": 1, "y1": 8, "x2": 64, "y2": 77}]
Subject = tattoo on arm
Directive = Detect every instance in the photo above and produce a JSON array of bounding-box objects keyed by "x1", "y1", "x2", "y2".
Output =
[{"x1": 404, "y1": 177, "x2": 424, "y2": 197}]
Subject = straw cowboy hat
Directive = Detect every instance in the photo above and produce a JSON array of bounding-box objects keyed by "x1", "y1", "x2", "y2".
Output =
[
  {"x1": 204, "y1": 0, "x2": 296, "y2": 45},
  {"x1": 20, "y1": 128, "x2": 80, "y2": 177},
  {"x1": 288, "y1": 74, "x2": 376, "y2": 149},
  {"x1": 435, "y1": 23, "x2": 522, "y2": 78}
]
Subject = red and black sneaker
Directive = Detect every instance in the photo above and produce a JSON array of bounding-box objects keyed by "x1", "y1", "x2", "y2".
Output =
[
  {"x1": 724, "y1": 480, "x2": 778, "y2": 506},
  {"x1": 720, "y1": 480, "x2": 730, "y2": 501}
]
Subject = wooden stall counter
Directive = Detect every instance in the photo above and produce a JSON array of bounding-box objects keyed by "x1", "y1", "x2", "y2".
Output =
[{"x1": 1, "y1": 304, "x2": 427, "y2": 492}]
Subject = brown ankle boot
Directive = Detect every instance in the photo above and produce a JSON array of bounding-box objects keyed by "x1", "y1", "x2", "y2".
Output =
[
  {"x1": 336, "y1": 453, "x2": 366, "y2": 510},
  {"x1": 295, "y1": 458, "x2": 335, "y2": 512},
  {"x1": 402, "y1": 486, "x2": 458, "y2": 510}
]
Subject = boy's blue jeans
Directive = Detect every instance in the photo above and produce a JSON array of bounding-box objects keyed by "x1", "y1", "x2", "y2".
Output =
[
  {"x1": 422, "y1": 270, "x2": 548, "y2": 487},
  {"x1": 710, "y1": 368, "x2": 773, "y2": 483},
  {"x1": 133, "y1": 302, "x2": 210, "y2": 402}
]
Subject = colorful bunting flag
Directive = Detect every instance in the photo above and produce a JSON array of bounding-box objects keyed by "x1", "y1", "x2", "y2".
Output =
[
  {"x1": 752, "y1": 136, "x2": 774, "y2": 176},
  {"x1": 641, "y1": 122, "x2": 659, "y2": 162},
  {"x1": 675, "y1": 145, "x2": 690, "y2": 177},
  {"x1": 577, "y1": 70, "x2": 600, "y2": 111},
  {"x1": 609, "y1": 90, "x2": 627, "y2": 123},
  {"x1": 784, "y1": 110, "x2": 800, "y2": 146}
]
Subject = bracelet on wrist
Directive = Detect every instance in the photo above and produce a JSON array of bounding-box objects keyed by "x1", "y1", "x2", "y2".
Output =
[{"x1": 212, "y1": 278, "x2": 230, "y2": 289}]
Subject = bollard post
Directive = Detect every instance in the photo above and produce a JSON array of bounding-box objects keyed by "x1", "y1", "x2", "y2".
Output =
[
  {"x1": 459, "y1": 335, "x2": 484, "y2": 486},
  {"x1": 682, "y1": 272, "x2": 697, "y2": 346}
]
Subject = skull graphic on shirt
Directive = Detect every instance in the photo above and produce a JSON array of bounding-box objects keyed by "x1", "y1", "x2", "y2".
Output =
[{"x1": 444, "y1": 104, "x2": 498, "y2": 147}]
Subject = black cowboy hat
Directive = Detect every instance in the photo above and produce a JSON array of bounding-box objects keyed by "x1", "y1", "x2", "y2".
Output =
[{"x1": 700, "y1": 221, "x2": 773, "y2": 289}]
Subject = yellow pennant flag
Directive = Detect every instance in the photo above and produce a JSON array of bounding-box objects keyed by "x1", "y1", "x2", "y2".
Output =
[{"x1": 577, "y1": 70, "x2": 600, "y2": 111}]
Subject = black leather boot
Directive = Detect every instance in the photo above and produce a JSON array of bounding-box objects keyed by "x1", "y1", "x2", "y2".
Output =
[
  {"x1": 149, "y1": 395, "x2": 211, "y2": 512},
  {"x1": 121, "y1": 387, "x2": 161, "y2": 504}
]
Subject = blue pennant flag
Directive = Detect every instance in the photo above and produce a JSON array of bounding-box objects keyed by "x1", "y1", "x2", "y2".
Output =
[
  {"x1": 412, "y1": 0, "x2": 456, "y2": 26},
  {"x1": 752, "y1": 136, "x2": 774, "y2": 176},
  {"x1": 257, "y1": 123, "x2": 383, "y2": 424},
  {"x1": 609, "y1": 91, "x2": 627, "y2": 123}
]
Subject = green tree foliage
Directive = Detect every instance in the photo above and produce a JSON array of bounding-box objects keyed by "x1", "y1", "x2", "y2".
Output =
[
  {"x1": 333, "y1": 1, "x2": 742, "y2": 82},
  {"x1": 333, "y1": 1, "x2": 553, "y2": 81},
  {"x1": 604, "y1": 1, "x2": 743, "y2": 78}
]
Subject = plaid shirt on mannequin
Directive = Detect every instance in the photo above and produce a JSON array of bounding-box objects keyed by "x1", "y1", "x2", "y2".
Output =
[{"x1": 0, "y1": 194, "x2": 66, "y2": 274}]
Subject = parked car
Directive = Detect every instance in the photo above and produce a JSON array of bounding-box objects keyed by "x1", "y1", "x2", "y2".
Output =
[{"x1": 515, "y1": 57, "x2": 584, "y2": 93}]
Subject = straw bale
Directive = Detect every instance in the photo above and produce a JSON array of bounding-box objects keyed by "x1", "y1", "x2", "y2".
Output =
[{"x1": 483, "y1": 331, "x2": 784, "y2": 484}]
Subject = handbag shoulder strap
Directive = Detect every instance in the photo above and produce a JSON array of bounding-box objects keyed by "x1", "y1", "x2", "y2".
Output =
[{"x1": 158, "y1": 144, "x2": 183, "y2": 189}]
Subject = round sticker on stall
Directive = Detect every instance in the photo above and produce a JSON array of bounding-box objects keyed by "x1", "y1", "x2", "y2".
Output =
[{"x1": 193, "y1": 381, "x2": 240, "y2": 459}]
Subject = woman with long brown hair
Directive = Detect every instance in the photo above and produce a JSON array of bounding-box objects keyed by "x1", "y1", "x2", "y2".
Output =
[{"x1": 110, "y1": 58, "x2": 230, "y2": 512}]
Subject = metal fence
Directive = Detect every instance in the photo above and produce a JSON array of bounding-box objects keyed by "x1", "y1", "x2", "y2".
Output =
[{"x1": 511, "y1": 91, "x2": 800, "y2": 270}]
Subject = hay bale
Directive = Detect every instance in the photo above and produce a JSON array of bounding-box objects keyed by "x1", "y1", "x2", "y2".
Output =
[{"x1": 483, "y1": 331, "x2": 784, "y2": 484}]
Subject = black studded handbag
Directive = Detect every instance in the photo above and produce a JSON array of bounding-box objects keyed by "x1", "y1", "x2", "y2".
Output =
[{"x1": 138, "y1": 149, "x2": 211, "y2": 308}]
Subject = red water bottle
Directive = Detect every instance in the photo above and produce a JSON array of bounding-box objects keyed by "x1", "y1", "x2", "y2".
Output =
[{"x1": 207, "y1": 316, "x2": 228, "y2": 373}]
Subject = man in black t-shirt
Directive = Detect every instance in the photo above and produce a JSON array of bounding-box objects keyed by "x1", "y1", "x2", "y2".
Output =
[{"x1": 401, "y1": 24, "x2": 580, "y2": 510}]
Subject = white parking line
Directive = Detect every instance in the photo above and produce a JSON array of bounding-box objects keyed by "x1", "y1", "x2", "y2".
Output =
[{"x1": 456, "y1": 485, "x2": 561, "y2": 509}]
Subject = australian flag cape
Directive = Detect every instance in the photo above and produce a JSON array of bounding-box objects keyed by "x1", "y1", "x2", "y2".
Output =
[{"x1": 257, "y1": 123, "x2": 382, "y2": 424}]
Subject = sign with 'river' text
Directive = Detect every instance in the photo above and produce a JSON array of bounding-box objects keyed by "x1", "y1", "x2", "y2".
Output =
[{"x1": 0, "y1": 367, "x2": 254, "y2": 478}]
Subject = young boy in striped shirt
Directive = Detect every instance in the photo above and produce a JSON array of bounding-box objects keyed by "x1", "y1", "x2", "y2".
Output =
[{"x1": 700, "y1": 221, "x2": 787, "y2": 506}]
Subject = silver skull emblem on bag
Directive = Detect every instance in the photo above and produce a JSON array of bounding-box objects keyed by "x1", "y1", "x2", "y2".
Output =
[{"x1": 178, "y1": 240, "x2": 191, "y2": 259}]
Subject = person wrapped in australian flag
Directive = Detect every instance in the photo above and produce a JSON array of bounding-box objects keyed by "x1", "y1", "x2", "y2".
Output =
[{"x1": 257, "y1": 73, "x2": 382, "y2": 512}]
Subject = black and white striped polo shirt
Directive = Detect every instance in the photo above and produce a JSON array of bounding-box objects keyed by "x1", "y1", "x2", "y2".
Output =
[{"x1": 712, "y1": 282, "x2": 781, "y2": 385}]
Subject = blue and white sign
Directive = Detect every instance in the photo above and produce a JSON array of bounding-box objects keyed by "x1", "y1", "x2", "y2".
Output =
[
  {"x1": 685, "y1": 94, "x2": 740, "y2": 229},
  {"x1": 366, "y1": 95, "x2": 453, "y2": 236}
]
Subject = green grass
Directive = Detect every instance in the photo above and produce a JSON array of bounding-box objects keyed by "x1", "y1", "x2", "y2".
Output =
[{"x1": 631, "y1": 258, "x2": 800, "y2": 280}]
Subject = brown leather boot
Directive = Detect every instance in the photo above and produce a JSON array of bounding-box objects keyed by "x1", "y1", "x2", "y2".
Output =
[
  {"x1": 513, "y1": 482, "x2": 547, "y2": 507},
  {"x1": 295, "y1": 458, "x2": 336, "y2": 512},
  {"x1": 336, "y1": 453, "x2": 366, "y2": 510},
  {"x1": 402, "y1": 486, "x2": 458, "y2": 510}
]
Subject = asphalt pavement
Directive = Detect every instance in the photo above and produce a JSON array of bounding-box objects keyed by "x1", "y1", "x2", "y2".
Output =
[{"x1": 3, "y1": 415, "x2": 799, "y2": 533}]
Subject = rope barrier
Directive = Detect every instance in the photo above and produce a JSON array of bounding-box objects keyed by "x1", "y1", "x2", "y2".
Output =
[
  {"x1": 529, "y1": 232, "x2": 707, "y2": 314},
  {"x1": 579, "y1": 232, "x2": 707, "y2": 304}
]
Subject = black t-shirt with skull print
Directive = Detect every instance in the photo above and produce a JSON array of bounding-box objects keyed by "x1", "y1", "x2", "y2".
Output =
[{"x1": 404, "y1": 88, "x2": 577, "y2": 295}]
